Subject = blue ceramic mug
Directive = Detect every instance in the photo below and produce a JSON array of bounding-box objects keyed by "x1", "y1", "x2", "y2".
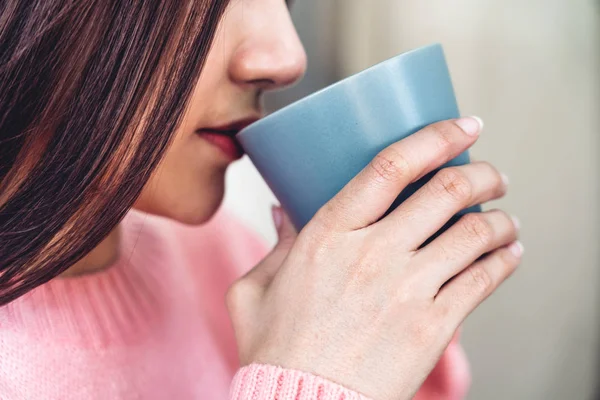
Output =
[{"x1": 238, "y1": 43, "x2": 480, "y2": 238}]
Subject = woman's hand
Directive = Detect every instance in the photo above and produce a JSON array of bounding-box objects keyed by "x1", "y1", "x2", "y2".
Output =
[{"x1": 227, "y1": 118, "x2": 521, "y2": 400}]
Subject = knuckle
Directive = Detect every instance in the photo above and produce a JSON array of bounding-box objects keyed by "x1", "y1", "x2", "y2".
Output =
[
  {"x1": 461, "y1": 213, "x2": 494, "y2": 247},
  {"x1": 407, "y1": 316, "x2": 438, "y2": 347},
  {"x1": 369, "y1": 148, "x2": 410, "y2": 184},
  {"x1": 394, "y1": 264, "x2": 431, "y2": 302},
  {"x1": 432, "y1": 301, "x2": 453, "y2": 323},
  {"x1": 429, "y1": 121, "x2": 460, "y2": 153},
  {"x1": 311, "y1": 199, "x2": 349, "y2": 235},
  {"x1": 297, "y1": 220, "x2": 336, "y2": 262},
  {"x1": 345, "y1": 240, "x2": 383, "y2": 287},
  {"x1": 466, "y1": 264, "x2": 493, "y2": 296},
  {"x1": 431, "y1": 305, "x2": 459, "y2": 336},
  {"x1": 432, "y1": 168, "x2": 472, "y2": 203},
  {"x1": 347, "y1": 258, "x2": 380, "y2": 288},
  {"x1": 311, "y1": 206, "x2": 336, "y2": 233}
]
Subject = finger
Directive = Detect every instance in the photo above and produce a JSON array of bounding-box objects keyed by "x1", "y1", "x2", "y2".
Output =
[
  {"x1": 378, "y1": 161, "x2": 507, "y2": 249},
  {"x1": 225, "y1": 207, "x2": 297, "y2": 345},
  {"x1": 272, "y1": 206, "x2": 297, "y2": 251},
  {"x1": 242, "y1": 206, "x2": 297, "y2": 289},
  {"x1": 414, "y1": 210, "x2": 519, "y2": 292},
  {"x1": 434, "y1": 241, "x2": 523, "y2": 324},
  {"x1": 313, "y1": 117, "x2": 483, "y2": 232}
]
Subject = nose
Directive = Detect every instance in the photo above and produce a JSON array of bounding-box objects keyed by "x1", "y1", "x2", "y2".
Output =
[{"x1": 228, "y1": 6, "x2": 307, "y2": 91}]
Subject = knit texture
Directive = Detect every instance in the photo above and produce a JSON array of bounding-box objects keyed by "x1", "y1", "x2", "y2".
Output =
[
  {"x1": 230, "y1": 364, "x2": 370, "y2": 400},
  {"x1": 0, "y1": 209, "x2": 469, "y2": 399}
]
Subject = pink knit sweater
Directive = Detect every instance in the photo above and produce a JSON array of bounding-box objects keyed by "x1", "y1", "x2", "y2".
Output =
[{"x1": 0, "y1": 209, "x2": 470, "y2": 399}]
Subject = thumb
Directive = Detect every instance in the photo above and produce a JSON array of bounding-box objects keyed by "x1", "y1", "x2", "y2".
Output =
[
  {"x1": 226, "y1": 207, "x2": 297, "y2": 351},
  {"x1": 271, "y1": 205, "x2": 297, "y2": 253},
  {"x1": 239, "y1": 206, "x2": 297, "y2": 289}
]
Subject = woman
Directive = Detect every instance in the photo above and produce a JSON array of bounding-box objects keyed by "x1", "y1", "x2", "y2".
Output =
[{"x1": 0, "y1": 0, "x2": 521, "y2": 399}]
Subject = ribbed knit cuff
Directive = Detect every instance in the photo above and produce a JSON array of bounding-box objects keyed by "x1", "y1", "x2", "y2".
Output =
[{"x1": 230, "y1": 364, "x2": 371, "y2": 400}]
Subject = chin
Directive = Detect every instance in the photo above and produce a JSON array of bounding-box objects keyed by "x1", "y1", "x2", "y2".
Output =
[
  {"x1": 172, "y1": 190, "x2": 225, "y2": 226},
  {"x1": 134, "y1": 178, "x2": 226, "y2": 226}
]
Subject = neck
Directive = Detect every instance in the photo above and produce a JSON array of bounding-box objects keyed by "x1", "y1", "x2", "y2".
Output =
[{"x1": 61, "y1": 225, "x2": 122, "y2": 277}]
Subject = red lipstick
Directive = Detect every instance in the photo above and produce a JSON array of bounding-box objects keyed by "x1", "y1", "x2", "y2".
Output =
[{"x1": 196, "y1": 117, "x2": 258, "y2": 161}]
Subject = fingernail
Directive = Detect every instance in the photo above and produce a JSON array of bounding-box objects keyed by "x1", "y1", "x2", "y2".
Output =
[
  {"x1": 501, "y1": 173, "x2": 510, "y2": 186},
  {"x1": 511, "y1": 216, "x2": 520, "y2": 231},
  {"x1": 455, "y1": 116, "x2": 483, "y2": 136},
  {"x1": 509, "y1": 241, "x2": 524, "y2": 258},
  {"x1": 271, "y1": 206, "x2": 283, "y2": 232}
]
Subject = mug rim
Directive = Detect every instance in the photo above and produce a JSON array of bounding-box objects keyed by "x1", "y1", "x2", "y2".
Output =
[{"x1": 237, "y1": 42, "x2": 443, "y2": 140}]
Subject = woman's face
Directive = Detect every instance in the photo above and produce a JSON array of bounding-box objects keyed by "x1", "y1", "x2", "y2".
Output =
[{"x1": 134, "y1": 0, "x2": 306, "y2": 224}]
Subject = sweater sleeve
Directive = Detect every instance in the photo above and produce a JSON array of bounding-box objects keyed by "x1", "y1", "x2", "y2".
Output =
[
  {"x1": 229, "y1": 364, "x2": 371, "y2": 400},
  {"x1": 229, "y1": 334, "x2": 470, "y2": 400}
]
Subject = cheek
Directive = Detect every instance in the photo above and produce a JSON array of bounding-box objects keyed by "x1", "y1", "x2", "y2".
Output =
[{"x1": 132, "y1": 134, "x2": 228, "y2": 225}]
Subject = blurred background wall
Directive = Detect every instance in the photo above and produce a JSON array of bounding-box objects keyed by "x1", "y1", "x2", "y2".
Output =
[{"x1": 224, "y1": 1, "x2": 600, "y2": 399}]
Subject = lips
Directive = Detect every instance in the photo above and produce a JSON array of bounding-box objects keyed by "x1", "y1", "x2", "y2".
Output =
[{"x1": 196, "y1": 117, "x2": 259, "y2": 161}]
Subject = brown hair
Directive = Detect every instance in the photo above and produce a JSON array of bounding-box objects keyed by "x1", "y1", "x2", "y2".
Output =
[{"x1": 0, "y1": 0, "x2": 230, "y2": 305}]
